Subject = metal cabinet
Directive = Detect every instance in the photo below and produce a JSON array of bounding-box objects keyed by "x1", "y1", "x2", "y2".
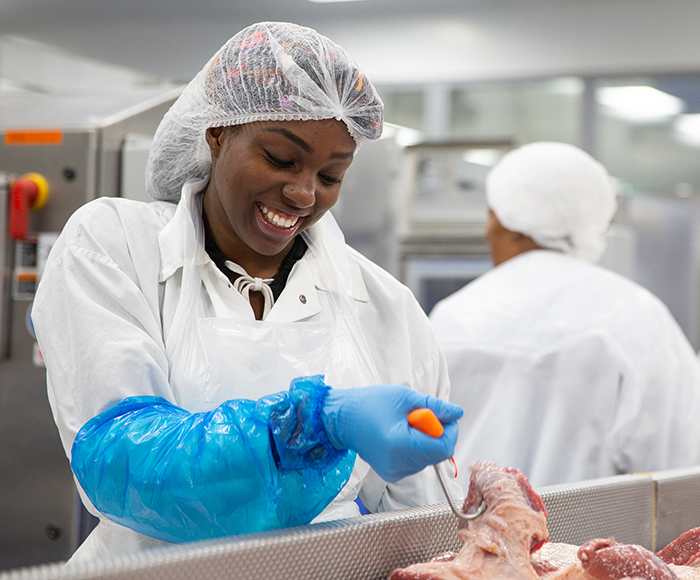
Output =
[{"x1": 0, "y1": 89, "x2": 178, "y2": 570}]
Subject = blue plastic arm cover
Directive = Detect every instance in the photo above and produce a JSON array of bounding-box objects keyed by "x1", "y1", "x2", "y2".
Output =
[{"x1": 71, "y1": 375, "x2": 355, "y2": 544}]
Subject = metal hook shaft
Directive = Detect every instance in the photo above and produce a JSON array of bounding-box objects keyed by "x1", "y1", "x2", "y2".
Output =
[{"x1": 433, "y1": 464, "x2": 485, "y2": 521}]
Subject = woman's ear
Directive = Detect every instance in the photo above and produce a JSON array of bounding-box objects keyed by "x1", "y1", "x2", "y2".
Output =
[{"x1": 205, "y1": 127, "x2": 226, "y2": 158}]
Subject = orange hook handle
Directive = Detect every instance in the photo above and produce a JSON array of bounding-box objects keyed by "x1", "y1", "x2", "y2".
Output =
[
  {"x1": 407, "y1": 407, "x2": 458, "y2": 477},
  {"x1": 407, "y1": 408, "x2": 444, "y2": 438}
]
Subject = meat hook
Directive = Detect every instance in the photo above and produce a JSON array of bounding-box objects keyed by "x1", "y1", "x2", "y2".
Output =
[
  {"x1": 405, "y1": 408, "x2": 486, "y2": 522},
  {"x1": 433, "y1": 463, "x2": 486, "y2": 522}
]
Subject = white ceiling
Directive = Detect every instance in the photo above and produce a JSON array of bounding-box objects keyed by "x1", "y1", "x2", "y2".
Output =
[
  {"x1": 0, "y1": 0, "x2": 500, "y2": 83},
  {"x1": 0, "y1": 0, "x2": 497, "y2": 24},
  {"x1": 2, "y1": 0, "x2": 700, "y2": 86}
]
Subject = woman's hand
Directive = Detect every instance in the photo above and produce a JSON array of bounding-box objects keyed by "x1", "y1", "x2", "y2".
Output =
[{"x1": 321, "y1": 384, "x2": 463, "y2": 483}]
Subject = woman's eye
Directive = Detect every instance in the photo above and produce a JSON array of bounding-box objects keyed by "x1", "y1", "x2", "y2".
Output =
[
  {"x1": 264, "y1": 150, "x2": 294, "y2": 168},
  {"x1": 320, "y1": 174, "x2": 342, "y2": 186}
]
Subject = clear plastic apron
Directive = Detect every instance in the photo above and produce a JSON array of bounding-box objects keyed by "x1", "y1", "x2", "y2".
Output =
[
  {"x1": 163, "y1": 179, "x2": 378, "y2": 518},
  {"x1": 198, "y1": 319, "x2": 336, "y2": 403}
]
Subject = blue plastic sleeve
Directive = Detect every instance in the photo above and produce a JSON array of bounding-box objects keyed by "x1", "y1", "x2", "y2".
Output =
[{"x1": 71, "y1": 375, "x2": 355, "y2": 543}]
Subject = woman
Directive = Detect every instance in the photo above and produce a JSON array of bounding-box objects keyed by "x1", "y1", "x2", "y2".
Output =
[{"x1": 32, "y1": 22, "x2": 462, "y2": 562}]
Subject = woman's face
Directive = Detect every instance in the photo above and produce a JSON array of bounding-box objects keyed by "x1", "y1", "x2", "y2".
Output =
[{"x1": 203, "y1": 118, "x2": 356, "y2": 274}]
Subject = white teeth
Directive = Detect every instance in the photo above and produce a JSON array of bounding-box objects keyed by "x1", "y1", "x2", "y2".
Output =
[{"x1": 260, "y1": 204, "x2": 299, "y2": 229}]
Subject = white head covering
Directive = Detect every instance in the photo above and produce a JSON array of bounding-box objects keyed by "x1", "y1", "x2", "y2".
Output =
[
  {"x1": 486, "y1": 142, "x2": 617, "y2": 262},
  {"x1": 146, "y1": 21, "x2": 384, "y2": 202}
]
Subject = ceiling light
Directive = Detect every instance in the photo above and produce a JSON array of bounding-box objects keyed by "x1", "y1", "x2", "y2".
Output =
[
  {"x1": 675, "y1": 114, "x2": 700, "y2": 147},
  {"x1": 596, "y1": 86, "x2": 683, "y2": 122}
]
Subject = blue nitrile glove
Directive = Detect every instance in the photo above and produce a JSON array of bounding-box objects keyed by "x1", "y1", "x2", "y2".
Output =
[
  {"x1": 71, "y1": 376, "x2": 355, "y2": 543},
  {"x1": 321, "y1": 384, "x2": 463, "y2": 483}
]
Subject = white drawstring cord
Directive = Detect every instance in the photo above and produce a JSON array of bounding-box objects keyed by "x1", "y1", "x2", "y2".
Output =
[{"x1": 224, "y1": 260, "x2": 275, "y2": 319}]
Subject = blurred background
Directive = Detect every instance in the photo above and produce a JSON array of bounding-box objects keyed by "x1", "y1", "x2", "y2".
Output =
[{"x1": 2, "y1": 0, "x2": 700, "y2": 572}]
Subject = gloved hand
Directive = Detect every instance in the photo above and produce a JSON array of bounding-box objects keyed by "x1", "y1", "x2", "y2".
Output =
[{"x1": 321, "y1": 384, "x2": 463, "y2": 483}]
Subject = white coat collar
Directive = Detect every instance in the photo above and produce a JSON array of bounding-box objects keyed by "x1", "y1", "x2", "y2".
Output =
[
  {"x1": 159, "y1": 179, "x2": 208, "y2": 283},
  {"x1": 158, "y1": 180, "x2": 368, "y2": 303}
]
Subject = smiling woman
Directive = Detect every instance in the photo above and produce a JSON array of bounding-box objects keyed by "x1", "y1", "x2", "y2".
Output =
[
  {"x1": 30, "y1": 21, "x2": 463, "y2": 565},
  {"x1": 204, "y1": 120, "x2": 355, "y2": 277},
  {"x1": 203, "y1": 119, "x2": 356, "y2": 318}
]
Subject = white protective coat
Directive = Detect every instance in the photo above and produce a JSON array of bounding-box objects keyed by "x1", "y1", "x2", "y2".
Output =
[
  {"x1": 32, "y1": 180, "x2": 458, "y2": 563},
  {"x1": 430, "y1": 250, "x2": 700, "y2": 490}
]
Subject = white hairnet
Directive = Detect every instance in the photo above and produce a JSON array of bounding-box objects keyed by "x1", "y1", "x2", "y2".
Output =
[
  {"x1": 486, "y1": 142, "x2": 617, "y2": 262},
  {"x1": 146, "y1": 21, "x2": 384, "y2": 202}
]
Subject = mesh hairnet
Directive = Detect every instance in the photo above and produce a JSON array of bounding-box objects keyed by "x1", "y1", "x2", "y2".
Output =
[
  {"x1": 486, "y1": 142, "x2": 617, "y2": 262},
  {"x1": 146, "y1": 22, "x2": 384, "y2": 202}
]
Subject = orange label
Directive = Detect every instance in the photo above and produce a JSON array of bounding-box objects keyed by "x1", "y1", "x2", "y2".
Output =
[
  {"x1": 15, "y1": 271, "x2": 38, "y2": 282},
  {"x1": 4, "y1": 130, "x2": 63, "y2": 145}
]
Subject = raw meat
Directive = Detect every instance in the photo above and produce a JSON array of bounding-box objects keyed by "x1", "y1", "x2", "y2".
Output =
[
  {"x1": 389, "y1": 461, "x2": 694, "y2": 580},
  {"x1": 533, "y1": 542, "x2": 580, "y2": 570},
  {"x1": 658, "y1": 528, "x2": 700, "y2": 567},
  {"x1": 389, "y1": 460, "x2": 548, "y2": 580},
  {"x1": 670, "y1": 565, "x2": 700, "y2": 580},
  {"x1": 573, "y1": 538, "x2": 678, "y2": 580},
  {"x1": 534, "y1": 540, "x2": 695, "y2": 580}
]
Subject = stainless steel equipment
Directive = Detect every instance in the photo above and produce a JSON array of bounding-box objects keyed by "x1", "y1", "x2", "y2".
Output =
[
  {"x1": 396, "y1": 140, "x2": 513, "y2": 314},
  {"x1": 319, "y1": 135, "x2": 513, "y2": 313},
  {"x1": 331, "y1": 129, "x2": 511, "y2": 291},
  {"x1": 1, "y1": 467, "x2": 698, "y2": 580},
  {"x1": 0, "y1": 88, "x2": 179, "y2": 571}
]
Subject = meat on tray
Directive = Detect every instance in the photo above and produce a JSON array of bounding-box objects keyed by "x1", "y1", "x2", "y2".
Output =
[
  {"x1": 389, "y1": 460, "x2": 548, "y2": 580},
  {"x1": 534, "y1": 538, "x2": 700, "y2": 580},
  {"x1": 657, "y1": 528, "x2": 700, "y2": 567},
  {"x1": 389, "y1": 461, "x2": 700, "y2": 580}
]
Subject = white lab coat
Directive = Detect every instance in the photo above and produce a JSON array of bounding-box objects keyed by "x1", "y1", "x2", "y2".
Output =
[
  {"x1": 430, "y1": 250, "x2": 700, "y2": 490},
  {"x1": 32, "y1": 180, "x2": 457, "y2": 563}
]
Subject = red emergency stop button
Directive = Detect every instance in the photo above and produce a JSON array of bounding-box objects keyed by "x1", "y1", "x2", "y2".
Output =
[{"x1": 9, "y1": 172, "x2": 49, "y2": 240}]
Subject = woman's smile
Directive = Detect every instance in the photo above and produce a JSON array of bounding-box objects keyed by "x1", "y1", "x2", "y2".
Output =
[{"x1": 257, "y1": 202, "x2": 302, "y2": 231}]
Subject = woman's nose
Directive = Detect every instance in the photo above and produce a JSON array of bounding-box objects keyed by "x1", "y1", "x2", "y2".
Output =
[{"x1": 282, "y1": 174, "x2": 315, "y2": 208}]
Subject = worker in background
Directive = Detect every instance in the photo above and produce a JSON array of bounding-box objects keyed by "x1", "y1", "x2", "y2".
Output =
[
  {"x1": 32, "y1": 22, "x2": 462, "y2": 563},
  {"x1": 430, "y1": 141, "x2": 700, "y2": 490}
]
